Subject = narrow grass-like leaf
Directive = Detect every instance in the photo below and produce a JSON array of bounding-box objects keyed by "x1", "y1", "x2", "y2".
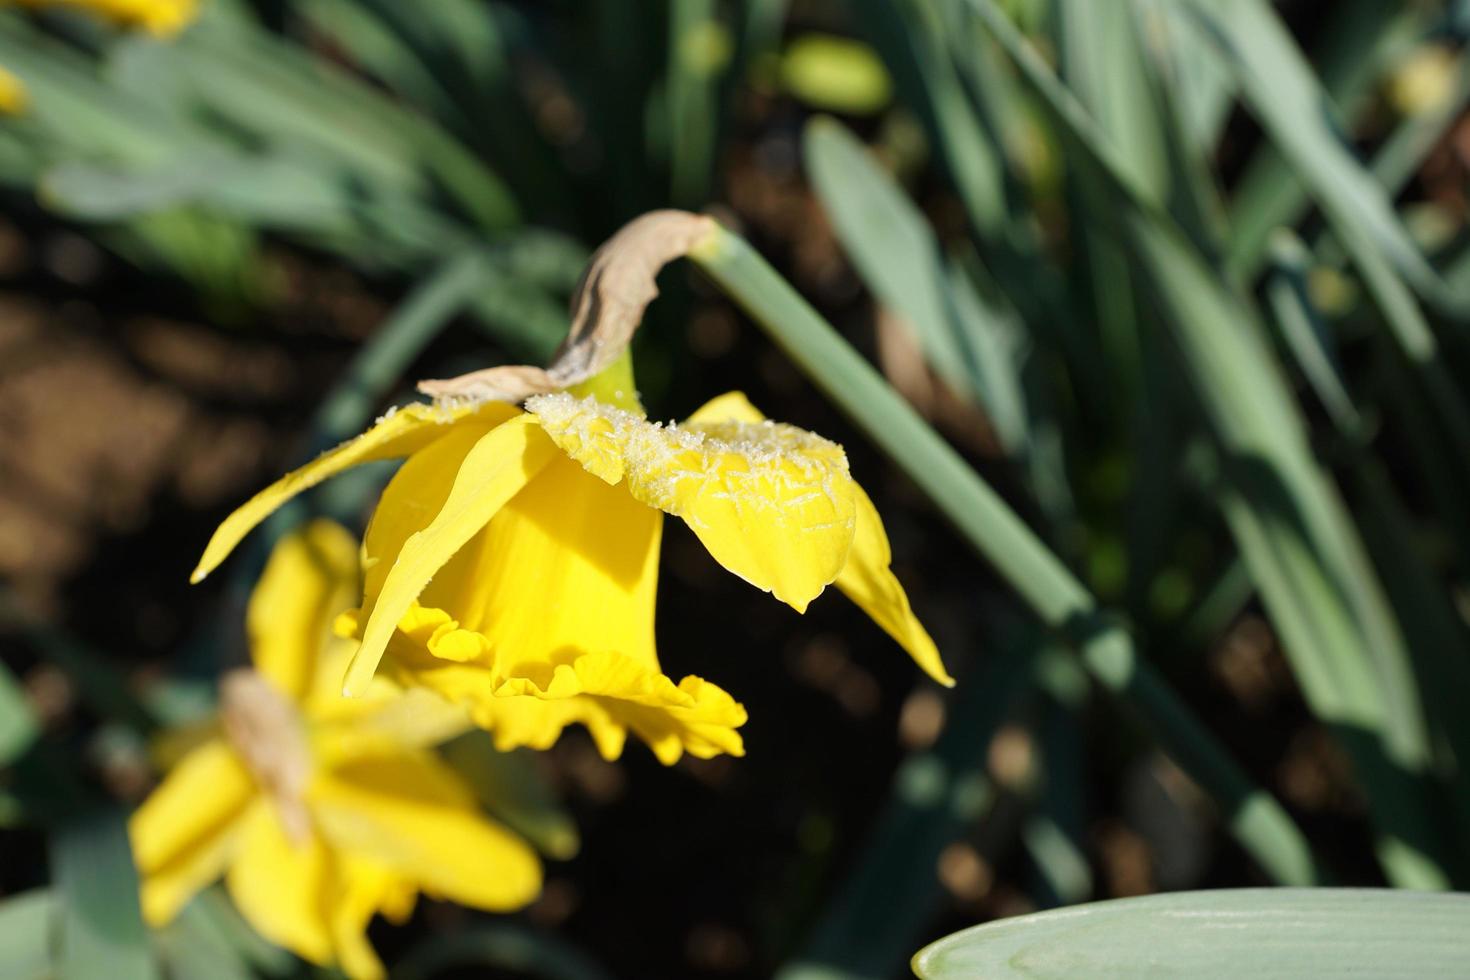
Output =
[
  {"x1": 803, "y1": 119, "x2": 978, "y2": 399},
  {"x1": 1263, "y1": 231, "x2": 1363, "y2": 434},
  {"x1": 848, "y1": 0, "x2": 1008, "y2": 237},
  {"x1": 1221, "y1": 0, "x2": 1429, "y2": 279},
  {"x1": 667, "y1": 0, "x2": 725, "y2": 207},
  {"x1": 914, "y1": 888, "x2": 1470, "y2": 978},
  {"x1": 175, "y1": 7, "x2": 518, "y2": 232},
  {"x1": 962, "y1": 0, "x2": 1451, "y2": 887},
  {"x1": 1196, "y1": 0, "x2": 1468, "y2": 314},
  {"x1": 689, "y1": 224, "x2": 1321, "y2": 887}
]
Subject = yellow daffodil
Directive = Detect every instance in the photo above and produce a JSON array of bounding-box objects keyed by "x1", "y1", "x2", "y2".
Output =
[
  {"x1": 191, "y1": 354, "x2": 951, "y2": 767},
  {"x1": 132, "y1": 520, "x2": 542, "y2": 980},
  {"x1": 12, "y1": 0, "x2": 198, "y2": 37},
  {"x1": 192, "y1": 210, "x2": 952, "y2": 765}
]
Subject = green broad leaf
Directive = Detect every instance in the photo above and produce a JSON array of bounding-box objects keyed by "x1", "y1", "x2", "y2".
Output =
[
  {"x1": 913, "y1": 889, "x2": 1470, "y2": 978},
  {"x1": 1195, "y1": 0, "x2": 1467, "y2": 313},
  {"x1": 847, "y1": 0, "x2": 1008, "y2": 236},
  {"x1": 1221, "y1": 0, "x2": 1428, "y2": 278},
  {"x1": 780, "y1": 34, "x2": 892, "y2": 114},
  {"x1": 0, "y1": 889, "x2": 54, "y2": 980},
  {"x1": 1262, "y1": 231, "x2": 1362, "y2": 435},
  {"x1": 1057, "y1": 0, "x2": 1167, "y2": 200},
  {"x1": 960, "y1": 0, "x2": 1449, "y2": 889},
  {"x1": 173, "y1": 5, "x2": 518, "y2": 232},
  {"x1": 51, "y1": 808, "x2": 159, "y2": 980},
  {"x1": 689, "y1": 224, "x2": 1321, "y2": 889},
  {"x1": 803, "y1": 118, "x2": 973, "y2": 395}
]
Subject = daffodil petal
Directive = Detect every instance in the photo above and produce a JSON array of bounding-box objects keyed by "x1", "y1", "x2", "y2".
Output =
[
  {"x1": 310, "y1": 687, "x2": 474, "y2": 765},
  {"x1": 310, "y1": 751, "x2": 542, "y2": 911},
  {"x1": 225, "y1": 803, "x2": 335, "y2": 967},
  {"x1": 527, "y1": 392, "x2": 856, "y2": 612},
  {"x1": 433, "y1": 455, "x2": 663, "y2": 669},
  {"x1": 130, "y1": 739, "x2": 254, "y2": 925},
  {"x1": 836, "y1": 485, "x2": 953, "y2": 686},
  {"x1": 685, "y1": 390, "x2": 764, "y2": 425},
  {"x1": 494, "y1": 651, "x2": 747, "y2": 765},
  {"x1": 329, "y1": 856, "x2": 412, "y2": 980},
  {"x1": 247, "y1": 519, "x2": 359, "y2": 702},
  {"x1": 684, "y1": 392, "x2": 951, "y2": 684},
  {"x1": 192, "y1": 401, "x2": 515, "y2": 583},
  {"x1": 348, "y1": 415, "x2": 559, "y2": 697}
]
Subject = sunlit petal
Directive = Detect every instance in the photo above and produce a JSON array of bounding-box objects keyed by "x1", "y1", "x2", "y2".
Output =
[
  {"x1": 528, "y1": 392, "x2": 856, "y2": 611},
  {"x1": 836, "y1": 485, "x2": 953, "y2": 686},
  {"x1": 348, "y1": 415, "x2": 560, "y2": 696},
  {"x1": 683, "y1": 391, "x2": 951, "y2": 683},
  {"x1": 193, "y1": 401, "x2": 514, "y2": 584}
]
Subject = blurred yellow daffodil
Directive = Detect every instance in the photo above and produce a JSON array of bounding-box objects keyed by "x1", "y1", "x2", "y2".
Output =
[
  {"x1": 13, "y1": 0, "x2": 198, "y2": 37},
  {"x1": 192, "y1": 349, "x2": 951, "y2": 765},
  {"x1": 133, "y1": 520, "x2": 542, "y2": 980},
  {"x1": 0, "y1": 65, "x2": 25, "y2": 114}
]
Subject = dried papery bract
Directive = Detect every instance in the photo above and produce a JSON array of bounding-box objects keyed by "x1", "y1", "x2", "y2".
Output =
[
  {"x1": 218, "y1": 668, "x2": 312, "y2": 844},
  {"x1": 418, "y1": 210, "x2": 717, "y2": 404}
]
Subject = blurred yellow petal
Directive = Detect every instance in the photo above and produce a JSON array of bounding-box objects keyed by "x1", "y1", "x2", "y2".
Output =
[
  {"x1": 192, "y1": 401, "x2": 514, "y2": 584},
  {"x1": 685, "y1": 391, "x2": 951, "y2": 684},
  {"x1": 348, "y1": 414, "x2": 559, "y2": 696},
  {"x1": 311, "y1": 752, "x2": 542, "y2": 911},
  {"x1": 329, "y1": 855, "x2": 414, "y2": 980},
  {"x1": 248, "y1": 519, "x2": 359, "y2": 702},
  {"x1": 17, "y1": 0, "x2": 200, "y2": 37},
  {"x1": 130, "y1": 739, "x2": 254, "y2": 925},
  {"x1": 311, "y1": 686, "x2": 474, "y2": 765},
  {"x1": 0, "y1": 66, "x2": 28, "y2": 115},
  {"x1": 836, "y1": 485, "x2": 953, "y2": 686},
  {"x1": 527, "y1": 392, "x2": 856, "y2": 612},
  {"x1": 225, "y1": 804, "x2": 334, "y2": 967}
]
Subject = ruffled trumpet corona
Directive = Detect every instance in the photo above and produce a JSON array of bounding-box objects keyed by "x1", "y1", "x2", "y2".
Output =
[{"x1": 192, "y1": 211, "x2": 952, "y2": 765}]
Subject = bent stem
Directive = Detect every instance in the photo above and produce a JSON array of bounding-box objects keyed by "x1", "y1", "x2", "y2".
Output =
[{"x1": 688, "y1": 223, "x2": 1322, "y2": 886}]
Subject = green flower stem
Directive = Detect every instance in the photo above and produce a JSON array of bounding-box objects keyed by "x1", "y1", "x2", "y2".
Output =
[{"x1": 689, "y1": 224, "x2": 1322, "y2": 886}]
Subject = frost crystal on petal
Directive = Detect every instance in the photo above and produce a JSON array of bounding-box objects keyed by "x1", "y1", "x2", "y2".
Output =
[{"x1": 527, "y1": 392, "x2": 858, "y2": 610}]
